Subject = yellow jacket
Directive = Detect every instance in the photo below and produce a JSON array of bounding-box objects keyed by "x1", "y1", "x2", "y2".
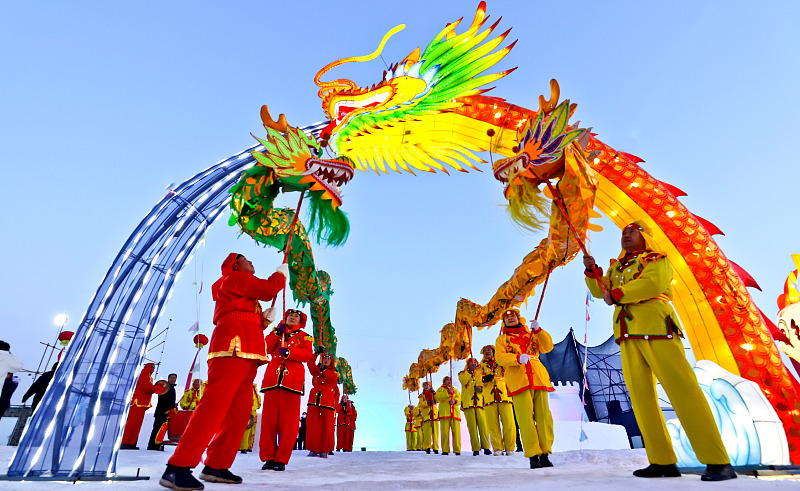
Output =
[
  {"x1": 585, "y1": 251, "x2": 683, "y2": 342},
  {"x1": 480, "y1": 359, "x2": 512, "y2": 404},
  {"x1": 179, "y1": 386, "x2": 204, "y2": 410},
  {"x1": 404, "y1": 405, "x2": 416, "y2": 432},
  {"x1": 496, "y1": 324, "x2": 554, "y2": 396},
  {"x1": 413, "y1": 404, "x2": 423, "y2": 429},
  {"x1": 251, "y1": 384, "x2": 262, "y2": 414},
  {"x1": 458, "y1": 368, "x2": 484, "y2": 409},
  {"x1": 418, "y1": 392, "x2": 438, "y2": 421},
  {"x1": 434, "y1": 385, "x2": 461, "y2": 420}
]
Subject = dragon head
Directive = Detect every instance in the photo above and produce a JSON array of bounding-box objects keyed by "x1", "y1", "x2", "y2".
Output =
[
  {"x1": 229, "y1": 106, "x2": 353, "y2": 247},
  {"x1": 314, "y1": 1, "x2": 517, "y2": 175},
  {"x1": 492, "y1": 80, "x2": 587, "y2": 231}
]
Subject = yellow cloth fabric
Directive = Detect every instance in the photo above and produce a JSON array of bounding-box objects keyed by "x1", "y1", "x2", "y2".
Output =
[
  {"x1": 418, "y1": 392, "x2": 438, "y2": 420},
  {"x1": 440, "y1": 418, "x2": 461, "y2": 454},
  {"x1": 421, "y1": 419, "x2": 440, "y2": 451},
  {"x1": 413, "y1": 404, "x2": 423, "y2": 449},
  {"x1": 239, "y1": 385, "x2": 261, "y2": 451},
  {"x1": 463, "y1": 407, "x2": 490, "y2": 451},
  {"x1": 622, "y1": 336, "x2": 729, "y2": 465},
  {"x1": 511, "y1": 388, "x2": 554, "y2": 457},
  {"x1": 495, "y1": 325, "x2": 554, "y2": 395},
  {"x1": 483, "y1": 401, "x2": 516, "y2": 452},
  {"x1": 404, "y1": 405, "x2": 416, "y2": 432},
  {"x1": 406, "y1": 429, "x2": 416, "y2": 450},
  {"x1": 434, "y1": 385, "x2": 461, "y2": 421},
  {"x1": 480, "y1": 360, "x2": 512, "y2": 403},
  {"x1": 179, "y1": 386, "x2": 204, "y2": 410},
  {"x1": 586, "y1": 252, "x2": 683, "y2": 341},
  {"x1": 458, "y1": 368, "x2": 484, "y2": 409}
]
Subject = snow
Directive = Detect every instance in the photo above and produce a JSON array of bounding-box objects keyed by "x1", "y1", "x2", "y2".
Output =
[{"x1": 1, "y1": 445, "x2": 797, "y2": 490}]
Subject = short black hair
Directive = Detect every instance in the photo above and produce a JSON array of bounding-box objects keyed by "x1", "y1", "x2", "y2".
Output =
[
  {"x1": 168, "y1": 373, "x2": 178, "y2": 378},
  {"x1": 0, "y1": 340, "x2": 9, "y2": 351}
]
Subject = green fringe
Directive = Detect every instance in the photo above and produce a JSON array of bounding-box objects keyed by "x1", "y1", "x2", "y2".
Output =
[{"x1": 306, "y1": 190, "x2": 350, "y2": 247}]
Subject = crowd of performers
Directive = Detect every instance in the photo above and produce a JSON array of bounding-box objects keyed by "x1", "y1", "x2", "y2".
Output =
[
  {"x1": 110, "y1": 253, "x2": 357, "y2": 491},
  {"x1": 405, "y1": 309, "x2": 556, "y2": 469},
  {"x1": 402, "y1": 222, "x2": 738, "y2": 482}
]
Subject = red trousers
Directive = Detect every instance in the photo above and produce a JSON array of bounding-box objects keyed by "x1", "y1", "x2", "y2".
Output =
[
  {"x1": 121, "y1": 406, "x2": 147, "y2": 446},
  {"x1": 345, "y1": 428, "x2": 355, "y2": 451},
  {"x1": 168, "y1": 357, "x2": 258, "y2": 469},
  {"x1": 259, "y1": 389, "x2": 301, "y2": 464},
  {"x1": 336, "y1": 425, "x2": 347, "y2": 450},
  {"x1": 305, "y1": 405, "x2": 334, "y2": 454}
]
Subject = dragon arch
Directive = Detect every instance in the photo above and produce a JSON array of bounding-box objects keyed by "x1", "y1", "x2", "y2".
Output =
[{"x1": 243, "y1": 1, "x2": 796, "y2": 461}]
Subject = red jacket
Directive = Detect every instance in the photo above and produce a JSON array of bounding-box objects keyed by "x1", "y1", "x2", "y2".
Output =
[
  {"x1": 307, "y1": 363, "x2": 339, "y2": 410},
  {"x1": 208, "y1": 254, "x2": 285, "y2": 363},
  {"x1": 336, "y1": 400, "x2": 351, "y2": 426},
  {"x1": 131, "y1": 364, "x2": 160, "y2": 408},
  {"x1": 261, "y1": 325, "x2": 314, "y2": 394}
]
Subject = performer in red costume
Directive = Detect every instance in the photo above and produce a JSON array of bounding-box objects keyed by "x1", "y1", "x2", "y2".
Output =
[
  {"x1": 305, "y1": 351, "x2": 339, "y2": 458},
  {"x1": 345, "y1": 399, "x2": 357, "y2": 451},
  {"x1": 160, "y1": 253, "x2": 286, "y2": 490},
  {"x1": 121, "y1": 363, "x2": 162, "y2": 449},
  {"x1": 336, "y1": 395, "x2": 351, "y2": 451},
  {"x1": 259, "y1": 309, "x2": 314, "y2": 471}
]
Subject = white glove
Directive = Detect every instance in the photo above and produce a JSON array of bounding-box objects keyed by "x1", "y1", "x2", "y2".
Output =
[
  {"x1": 262, "y1": 307, "x2": 276, "y2": 324},
  {"x1": 275, "y1": 263, "x2": 289, "y2": 278},
  {"x1": 529, "y1": 319, "x2": 540, "y2": 331},
  {"x1": 519, "y1": 354, "x2": 531, "y2": 364}
]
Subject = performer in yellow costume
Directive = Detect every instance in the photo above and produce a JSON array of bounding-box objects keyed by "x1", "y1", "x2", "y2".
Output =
[
  {"x1": 584, "y1": 222, "x2": 735, "y2": 481},
  {"x1": 179, "y1": 379, "x2": 204, "y2": 410},
  {"x1": 239, "y1": 384, "x2": 261, "y2": 453},
  {"x1": 458, "y1": 357, "x2": 491, "y2": 456},
  {"x1": 404, "y1": 404, "x2": 417, "y2": 450},
  {"x1": 434, "y1": 376, "x2": 461, "y2": 455},
  {"x1": 495, "y1": 308, "x2": 555, "y2": 469},
  {"x1": 418, "y1": 381, "x2": 439, "y2": 454},
  {"x1": 480, "y1": 345, "x2": 516, "y2": 456},
  {"x1": 413, "y1": 403, "x2": 423, "y2": 450}
]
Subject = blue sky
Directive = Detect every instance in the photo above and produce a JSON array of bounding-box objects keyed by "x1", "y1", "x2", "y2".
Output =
[{"x1": 1, "y1": 0, "x2": 799, "y2": 406}]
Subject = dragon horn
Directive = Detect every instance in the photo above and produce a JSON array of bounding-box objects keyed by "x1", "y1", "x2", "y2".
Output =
[
  {"x1": 260, "y1": 105, "x2": 288, "y2": 133},
  {"x1": 538, "y1": 79, "x2": 561, "y2": 115},
  {"x1": 314, "y1": 24, "x2": 406, "y2": 98}
]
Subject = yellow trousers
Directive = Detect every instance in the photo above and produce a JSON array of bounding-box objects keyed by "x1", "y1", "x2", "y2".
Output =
[
  {"x1": 405, "y1": 430, "x2": 416, "y2": 450},
  {"x1": 484, "y1": 402, "x2": 516, "y2": 452},
  {"x1": 414, "y1": 427, "x2": 422, "y2": 449},
  {"x1": 421, "y1": 419, "x2": 440, "y2": 451},
  {"x1": 621, "y1": 336, "x2": 729, "y2": 465},
  {"x1": 463, "y1": 407, "x2": 490, "y2": 451},
  {"x1": 239, "y1": 421, "x2": 256, "y2": 451},
  {"x1": 511, "y1": 389, "x2": 554, "y2": 458},
  {"x1": 439, "y1": 418, "x2": 461, "y2": 454}
]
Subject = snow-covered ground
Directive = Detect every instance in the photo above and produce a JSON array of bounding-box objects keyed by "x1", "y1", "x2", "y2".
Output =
[{"x1": 1, "y1": 445, "x2": 797, "y2": 490}]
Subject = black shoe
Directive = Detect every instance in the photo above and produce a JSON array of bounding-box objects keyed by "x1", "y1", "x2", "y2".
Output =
[
  {"x1": 328, "y1": 451, "x2": 334, "y2": 455},
  {"x1": 540, "y1": 454, "x2": 553, "y2": 467},
  {"x1": 441, "y1": 452, "x2": 449, "y2": 455},
  {"x1": 633, "y1": 464, "x2": 681, "y2": 478},
  {"x1": 433, "y1": 449, "x2": 438, "y2": 454},
  {"x1": 159, "y1": 464, "x2": 204, "y2": 490},
  {"x1": 516, "y1": 447, "x2": 524, "y2": 452},
  {"x1": 272, "y1": 462, "x2": 286, "y2": 472},
  {"x1": 473, "y1": 451, "x2": 479, "y2": 456},
  {"x1": 261, "y1": 460, "x2": 275, "y2": 471},
  {"x1": 455, "y1": 453, "x2": 460, "y2": 456},
  {"x1": 701, "y1": 464, "x2": 737, "y2": 481},
  {"x1": 483, "y1": 448, "x2": 492, "y2": 455},
  {"x1": 529, "y1": 455, "x2": 542, "y2": 469},
  {"x1": 425, "y1": 448, "x2": 431, "y2": 454},
  {"x1": 199, "y1": 466, "x2": 242, "y2": 484},
  {"x1": 239, "y1": 450, "x2": 246, "y2": 454},
  {"x1": 120, "y1": 444, "x2": 139, "y2": 450}
]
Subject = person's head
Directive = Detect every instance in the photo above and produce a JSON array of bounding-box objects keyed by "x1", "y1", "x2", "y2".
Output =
[
  {"x1": 233, "y1": 254, "x2": 255, "y2": 274},
  {"x1": 144, "y1": 362, "x2": 155, "y2": 373},
  {"x1": 342, "y1": 395, "x2": 349, "y2": 402},
  {"x1": 0, "y1": 340, "x2": 9, "y2": 351},
  {"x1": 621, "y1": 223, "x2": 647, "y2": 253},
  {"x1": 5, "y1": 373, "x2": 12, "y2": 379},
  {"x1": 422, "y1": 381, "x2": 431, "y2": 391},
  {"x1": 482, "y1": 345, "x2": 495, "y2": 360},
  {"x1": 192, "y1": 379, "x2": 201, "y2": 390},
  {"x1": 284, "y1": 309, "x2": 306, "y2": 328},
  {"x1": 302, "y1": 411, "x2": 307, "y2": 417},
  {"x1": 502, "y1": 309, "x2": 521, "y2": 328},
  {"x1": 321, "y1": 354, "x2": 332, "y2": 367},
  {"x1": 168, "y1": 373, "x2": 178, "y2": 385},
  {"x1": 443, "y1": 376, "x2": 452, "y2": 387},
  {"x1": 466, "y1": 358, "x2": 478, "y2": 371}
]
